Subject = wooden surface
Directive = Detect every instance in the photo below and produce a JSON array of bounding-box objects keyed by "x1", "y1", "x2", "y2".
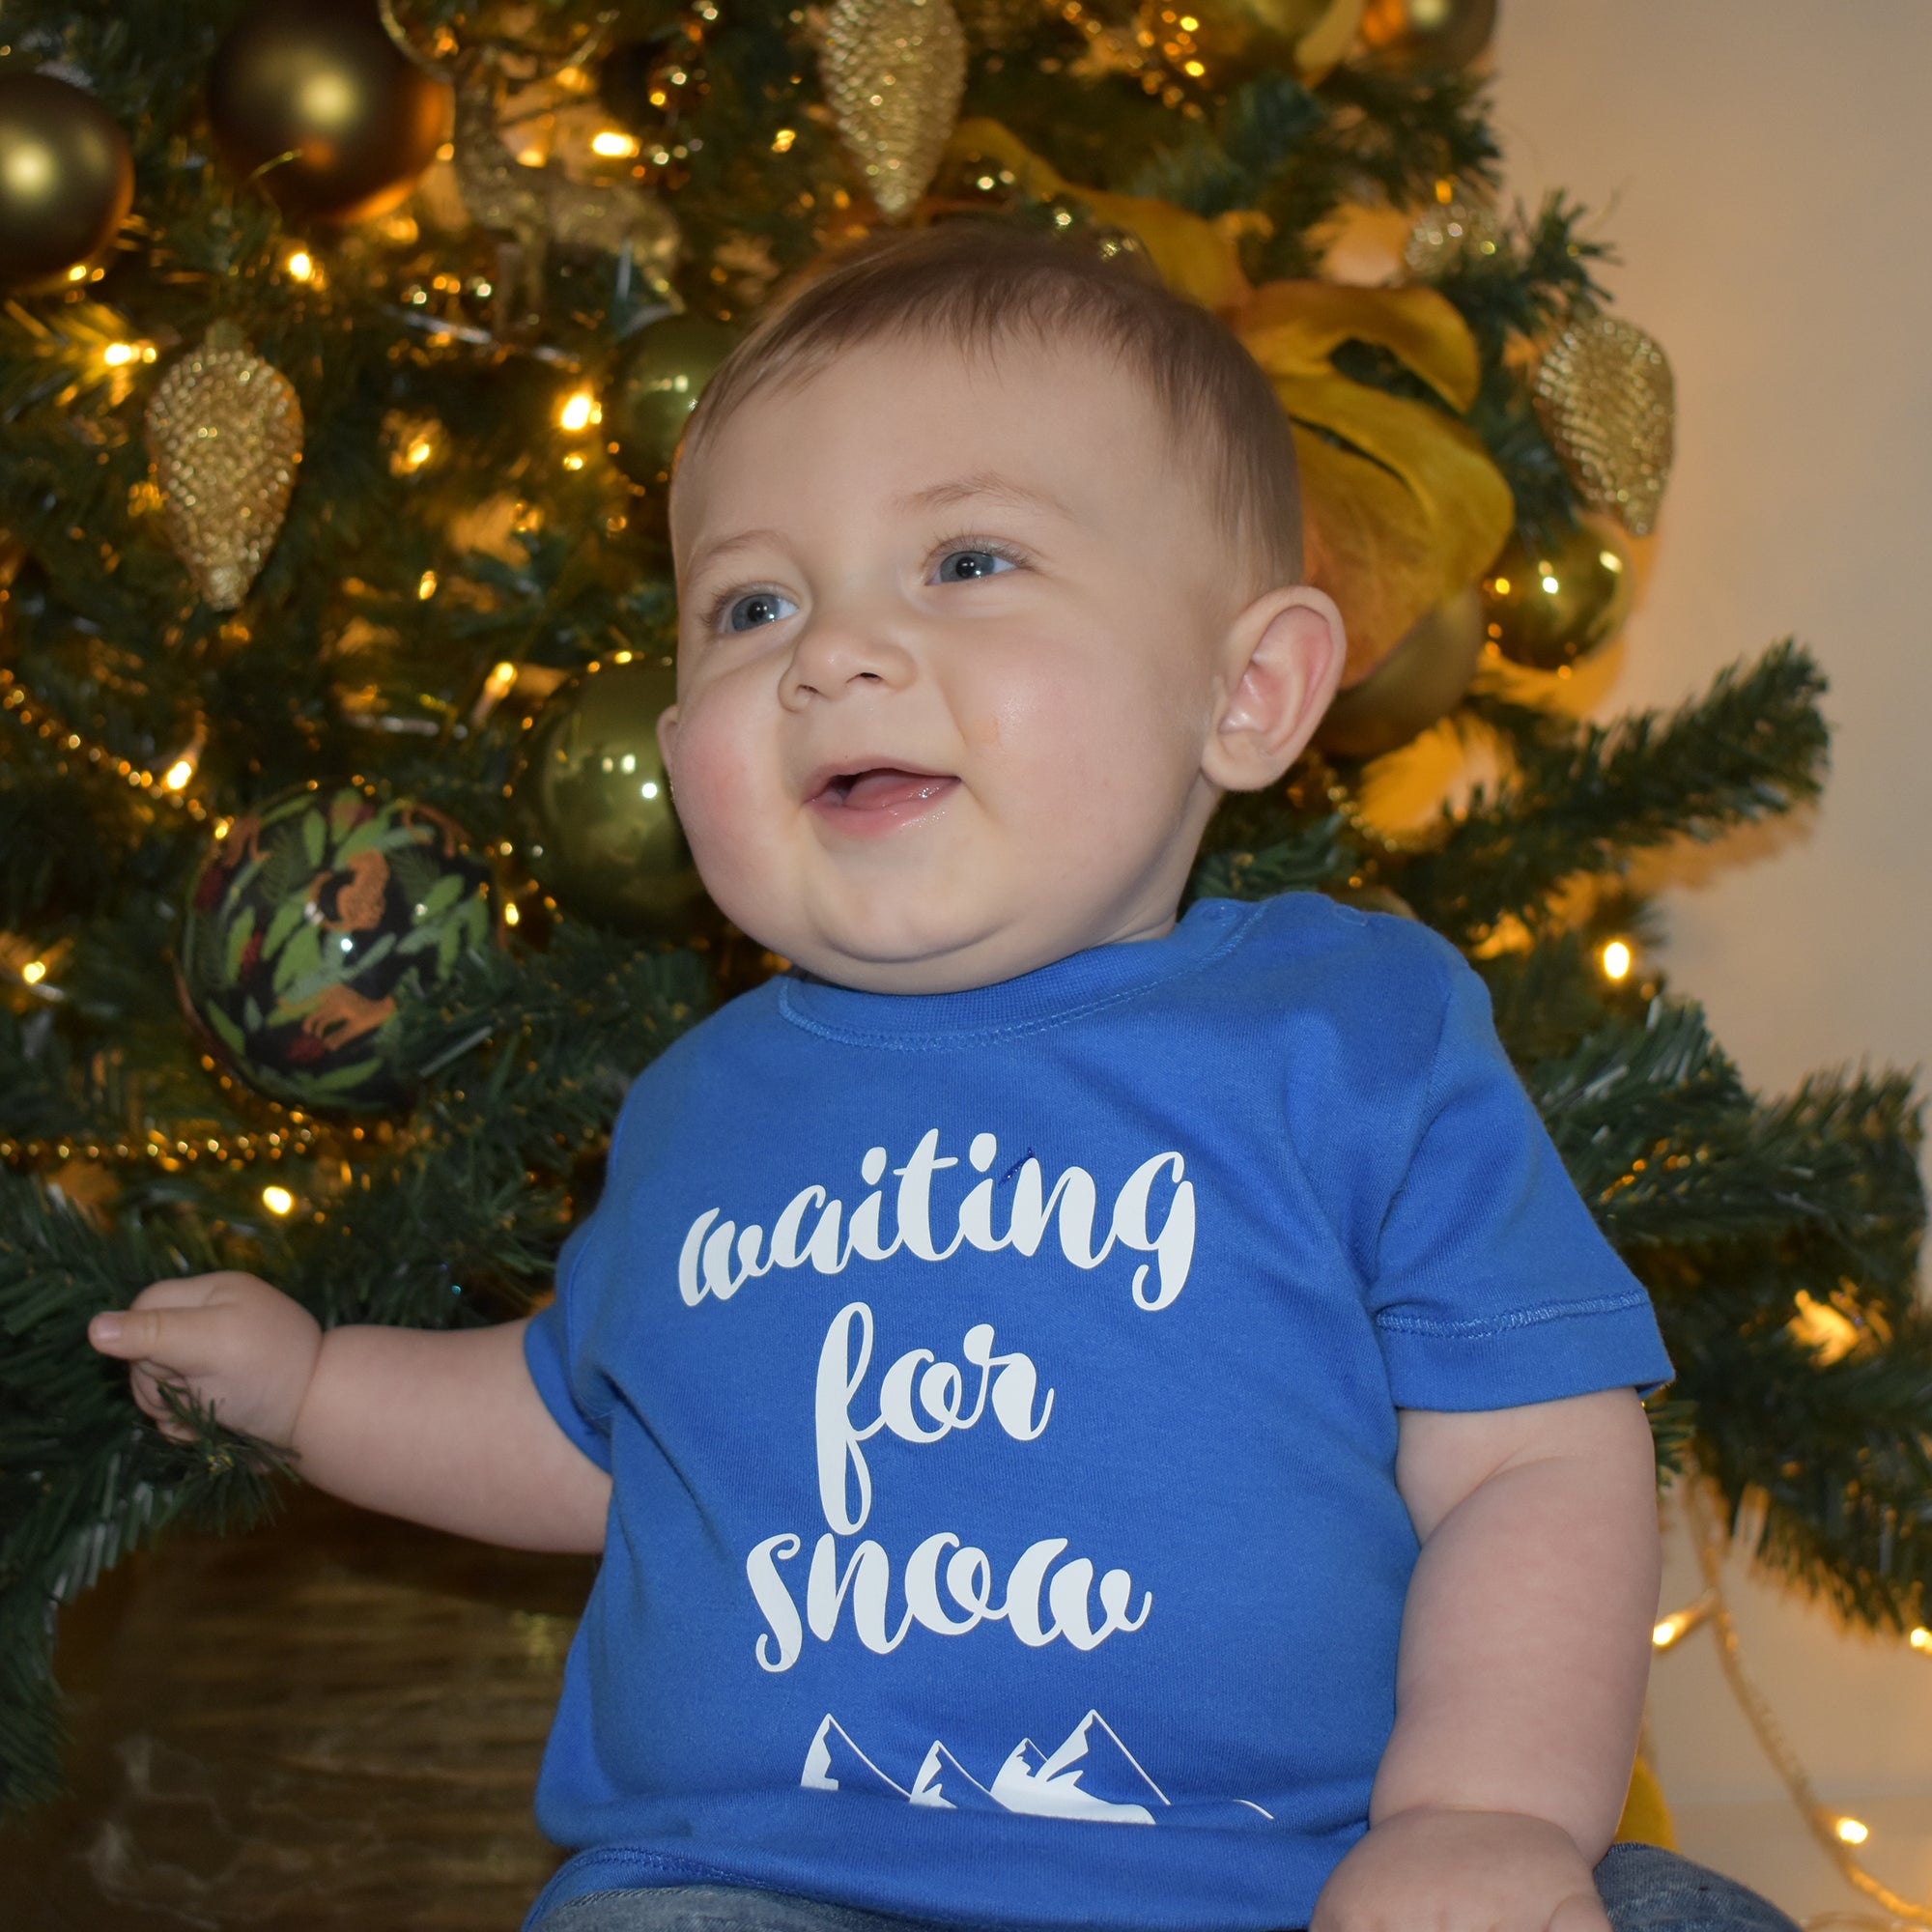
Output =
[{"x1": 4, "y1": 1490, "x2": 595, "y2": 1930}]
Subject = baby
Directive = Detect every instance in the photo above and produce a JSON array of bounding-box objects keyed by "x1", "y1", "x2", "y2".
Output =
[{"x1": 91, "y1": 225, "x2": 1787, "y2": 1932}]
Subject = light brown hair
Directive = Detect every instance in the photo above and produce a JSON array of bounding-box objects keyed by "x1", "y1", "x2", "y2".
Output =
[{"x1": 671, "y1": 221, "x2": 1301, "y2": 590}]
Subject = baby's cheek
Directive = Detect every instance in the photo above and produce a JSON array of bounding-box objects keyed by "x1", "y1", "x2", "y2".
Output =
[{"x1": 664, "y1": 708, "x2": 769, "y2": 895}]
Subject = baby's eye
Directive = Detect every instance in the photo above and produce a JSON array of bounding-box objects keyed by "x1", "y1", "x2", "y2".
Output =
[
  {"x1": 723, "y1": 589, "x2": 798, "y2": 633},
  {"x1": 933, "y1": 549, "x2": 1017, "y2": 584}
]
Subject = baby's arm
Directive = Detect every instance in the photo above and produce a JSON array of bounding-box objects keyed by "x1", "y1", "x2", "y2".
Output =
[
  {"x1": 88, "y1": 1272, "x2": 610, "y2": 1553},
  {"x1": 1313, "y1": 1386, "x2": 1660, "y2": 1932}
]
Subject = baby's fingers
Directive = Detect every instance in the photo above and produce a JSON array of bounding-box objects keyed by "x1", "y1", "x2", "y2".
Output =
[
  {"x1": 1547, "y1": 1888, "x2": 1612, "y2": 1932},
  {"x1": 128, "y1": 1364, "x2": 201, "y2": 1439},
  {"x1": 88, "y1": 1302, "x2": 221, "y2": 1367}
]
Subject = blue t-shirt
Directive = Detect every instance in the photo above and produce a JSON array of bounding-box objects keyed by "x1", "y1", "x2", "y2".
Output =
[{"x1": 521, "y1": 895, "x2": 1671, "y2": 1931}]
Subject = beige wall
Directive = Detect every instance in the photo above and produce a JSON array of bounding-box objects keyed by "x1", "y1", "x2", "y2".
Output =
[{"x1": 1490, "y1": 3, "x2": 1932, "y2": 1915}]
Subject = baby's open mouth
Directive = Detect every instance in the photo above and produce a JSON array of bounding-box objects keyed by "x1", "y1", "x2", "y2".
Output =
[{"x1": 808, "y1": 765, "x2": 959, "y2": 817}]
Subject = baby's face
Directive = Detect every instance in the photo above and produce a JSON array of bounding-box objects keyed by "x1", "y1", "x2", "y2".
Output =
[{"x1": 663, "y1": 334, "x2": 1248, "y2": 994}]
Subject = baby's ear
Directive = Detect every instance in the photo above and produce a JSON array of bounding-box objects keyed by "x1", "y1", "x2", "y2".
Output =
[
  {"x1": 1201, "y1": 586, "x2": 1346, "y2": 792},
  {"x1": 655, "y1": 700, "x2": 680, "y2": 772}
]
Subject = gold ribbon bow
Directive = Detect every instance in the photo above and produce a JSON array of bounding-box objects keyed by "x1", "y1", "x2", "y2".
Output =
[{"x1": 939, "y1": 124, "x2": 1516, "y2": 681}]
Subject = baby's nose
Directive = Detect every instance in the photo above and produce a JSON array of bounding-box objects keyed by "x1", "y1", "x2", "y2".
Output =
[{"x1": 778, "y1": 612, "x2": 917, "y2": 705}]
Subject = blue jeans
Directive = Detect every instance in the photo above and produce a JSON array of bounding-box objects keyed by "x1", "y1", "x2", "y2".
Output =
[{"x1": 531, "y1": 1843, "x2": 1803, "y2": 1932}]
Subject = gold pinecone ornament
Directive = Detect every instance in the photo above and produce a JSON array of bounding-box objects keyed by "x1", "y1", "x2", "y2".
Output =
[
  {"x1": 819, "y1": 0, "x2": 968, "y2": 220},
  {"x1": 144, "y1": 322, "x2": 303, "y2": 610},
  {"x1": 1533, "y1": 314, "x2": 1675, "y2": 538}
]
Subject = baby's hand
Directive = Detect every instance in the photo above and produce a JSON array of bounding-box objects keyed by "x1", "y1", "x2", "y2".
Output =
[
  {"x1": 88, "y1": 1271, "x2": 323, "y2": 1449},
  {"x1": 1312, "y1": 1806, "x2": 1609, "y2": 1932}
]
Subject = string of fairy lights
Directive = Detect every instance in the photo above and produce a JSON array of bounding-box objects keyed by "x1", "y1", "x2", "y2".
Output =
[
  {"x1": 0, "y1": 663, "x2": 209, "y2": 821},
  {"x1": 1651, "y1": 1480, "x2": 1932, "y2": 1928}
]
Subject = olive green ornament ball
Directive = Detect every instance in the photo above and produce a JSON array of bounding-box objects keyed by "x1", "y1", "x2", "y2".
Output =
[
  {"x1": 177, "y1": 784, "x2": 495, "y2": 1113},
  {"x1": 1480, "y1": 521, "x2": 1634, "y2": 671},
  {"x1": 0, "y1": 74, "x2": 134, "y2": 288},
  {"x1": 1316, "y1": 586, "x2": 1487, "y2": 761},
  {"x1": 606, "y1": 315, "x2": 737, "y2": 488},
  {"x1": 512, "y1": 657, "x2": 708, "y2": 930},
  {"x1": 207, "y1": 0, "x2": 451, "y2": 224}
]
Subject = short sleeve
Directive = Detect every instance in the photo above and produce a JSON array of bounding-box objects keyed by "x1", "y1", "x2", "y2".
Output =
[
  {"x1": 525, "y1": 1207, "x2": 615, "y2": 1470},
  {"x1": 1367, "y1": 952, "x2": 1673, "y2": 1410}
]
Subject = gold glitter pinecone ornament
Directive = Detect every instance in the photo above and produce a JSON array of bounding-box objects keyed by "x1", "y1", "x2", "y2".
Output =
[
  {"x1": 1533, "y1": 314, "x2": 1675, "y2": 538},
  {"x1": 145, "y1": 322, "x2": 302, "y2": 609},
  {"x1": 819, "y1": 0, "x2": 968, "y2": 220}
]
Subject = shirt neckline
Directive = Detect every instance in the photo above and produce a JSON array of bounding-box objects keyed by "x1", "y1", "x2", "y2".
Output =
[{"x1": 775, "y1": 896, "x2": 1259, "y2": 1048}]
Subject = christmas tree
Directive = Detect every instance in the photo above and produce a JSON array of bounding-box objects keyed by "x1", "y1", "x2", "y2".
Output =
[{"x1": 0, "y1": 0, "x2": 1924, "y2": 1861}]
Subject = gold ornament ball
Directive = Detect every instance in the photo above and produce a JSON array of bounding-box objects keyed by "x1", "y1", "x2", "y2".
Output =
[
  {"x1": 606, "y1": 315, "x2": 738, "y2": 489},
  {"x1": 0, "y1": 74, "x2": 134, "y2": 288},
  {"x1": 1403, "y1": 193, "x2": 1501, "y2": 278},
  {"x1": 1480, "y1": 522, "x2": 1634, "y2": 672},
  {"x1": 207, "y1": 0, "x2": 451, "y2": 224},
  {"x1": 928, "y1": 149, "x2": 1022, "y2": 214},
  {"x1": 512, "y1": 657, "x2": 708, "y2": 932},
  {"x1": 1359, "y1": 0, "x2": 1496, "y2": 70},
  {"x1": 1316, "y1": 585, "x2": 1487, "y2": 761}
]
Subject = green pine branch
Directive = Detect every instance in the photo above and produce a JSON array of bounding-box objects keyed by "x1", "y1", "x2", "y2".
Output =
[
  {"x1": 1685, "y1": 1315, "x2": 1932, "y2": 1630},
  {"x1": 1399, "y1": 641, "x2": 1830, "y2": 944},
  {"x1": 0, "y1": 1171, "x2": 285, "y2": 1812}
]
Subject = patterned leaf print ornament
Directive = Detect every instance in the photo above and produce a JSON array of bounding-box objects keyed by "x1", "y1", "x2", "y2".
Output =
[
  {"x1": 177, "y1": 784, "x2": 494, "y2": 1114},
  {"x1": 1532, "y1": 314, "x2": 1675, "y2": 538},
  {"x1": 819, "y1": 0, "x2": 967, "y2": 220},
  {"x1": 144, "y1": 321, "x2": 302, "y2": 609}
]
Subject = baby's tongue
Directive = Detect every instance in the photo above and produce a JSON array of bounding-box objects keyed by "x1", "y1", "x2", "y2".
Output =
[{"x1": 841, "y1": 768, "x2": 947, "y2": 810}]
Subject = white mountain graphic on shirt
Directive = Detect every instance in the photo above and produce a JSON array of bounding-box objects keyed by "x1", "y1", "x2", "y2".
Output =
[
  {"x1": 802, "y1": 1714, "x2": 908, "y2": 1798},
  {"x1": 908, "y1": 1740, "x2": 1000, "y2": 1810},
  {"x1": 802, "y1": 1710, "x2": 1272, "y2": 1825}
]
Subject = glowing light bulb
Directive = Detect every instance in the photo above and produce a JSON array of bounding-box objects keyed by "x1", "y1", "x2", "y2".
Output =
[
  {"x1": 67, "y1": 263, "x2": 89, "y2": 282},
  {"x1": 21, "y1": 959, "x2": 46, "y2": 985},
  {"x1": 1835, "y1": 1817, "x2": 1869, "y2": 1846},
  {"x1": 1492, "y1": 576, "x2": 1511, "y2": 596},
  {"x1": 417, "y1": 570, "x2": 438, "y2": 600},
  {"x1": 102, "y1": 341, "x2": 138, "y2": 367},
  {"x1": 1599, "y1": 549, "x2": 1624, "y2": 573},
  {"x1": 262, "y1": 1185, "x2": 295, "y2": 1215},
  {"x1": 771, "y1": 128, "x2": 797, "y2": 154},
  {"x1": 592, "y1": 129, "x2": 640, "y2": 158},
  {"x1": 161, "y1": 757, "x2": 195, "y2": 791},
  {"x1": 1602, "y1": 940, "x2": 1633, "y2": 981},
  {"x1": 562, "y1": 451, "x2": 585, "y2": 469},
  {"x1": 503, "y1": 900, "x2": 521, "y2": 926},
  {"x1": 1541, "y1": 572, "x2": 1560, "y2": 594},
  {"x1": 559, "y1": 389, "x2": 595, "y2": 433},
  {"x1": 641, "y1": 781, "x2": 660, "y2": 800},
  {"x1": 286, "y1": 249, "x2": 315, "y2": 282},
  {"x1": 404, "y1": 437, "x2": 434, "y2": 469},
  {"x1": 1182, "y1": 58, "x2": 1206, "y2": 75},
  {"x1": 484, "y1": 662, "x2": 518, "y2": 698},
  {"x1": 1912, "y1": 1628, "x2": 1932, "y2": 1653}
]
